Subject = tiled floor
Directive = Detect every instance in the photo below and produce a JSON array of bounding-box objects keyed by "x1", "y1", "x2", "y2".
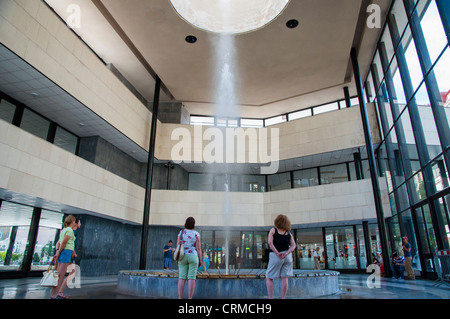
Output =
[{"x1": 0, "y1": 274, "x2": 449, "y2": 299}]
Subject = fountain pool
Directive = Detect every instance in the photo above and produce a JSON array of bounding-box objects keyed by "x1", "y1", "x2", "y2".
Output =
[{"x1": 117, "y1": 269, "x2": 340, "y2": 299}]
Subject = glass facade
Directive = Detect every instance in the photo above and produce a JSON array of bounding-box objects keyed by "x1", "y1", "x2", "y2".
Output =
[
  {"x1": 186, "y1": 157, "x2": 369, "y2": 192},
  {"x1": 190, "y1": 96, "x2": 358, "y2": 128},
  {"x1": 0, "y1": 201, "x2": 63, "y2": 273},
  {"x1": 365, "y1": 0, "x2": 450, "y2": 277}
]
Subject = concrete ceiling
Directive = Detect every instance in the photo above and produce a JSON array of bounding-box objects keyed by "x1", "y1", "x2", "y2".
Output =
[{"x1": 44, "y1": 0, "x2": 391, "y2": 119}]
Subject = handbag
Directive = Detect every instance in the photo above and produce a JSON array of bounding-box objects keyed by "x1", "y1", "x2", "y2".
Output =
[
  {"x1": 40, "y1": 259, "x2": 59, "y2": 287},
  {"x1": 173, "y1": 231, "x2": 185, "y2": 261}
]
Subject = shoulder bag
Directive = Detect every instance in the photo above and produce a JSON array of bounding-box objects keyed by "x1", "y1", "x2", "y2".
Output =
[
  {"x1": 40, "y1": 259, "x2": 59, "y2": 287},
  {"x1": 173, "y1": 230, "x2": 185, "y2": 262}
]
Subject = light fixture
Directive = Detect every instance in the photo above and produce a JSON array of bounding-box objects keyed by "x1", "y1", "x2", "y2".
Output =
[
  {"x1": 286, "y1": 19, "x2": 298, "y2": 29},
  {"x1": 185, "y1": 35, "x2": 197, "y2": 43},
  {"x1": 170, "y1": 0, "x2": 290, "y2": 34}
]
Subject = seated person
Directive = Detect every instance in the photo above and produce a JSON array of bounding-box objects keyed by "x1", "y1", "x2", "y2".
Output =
[{"x1": 391, "y1": 252, "x2": 405, "y2": 279}]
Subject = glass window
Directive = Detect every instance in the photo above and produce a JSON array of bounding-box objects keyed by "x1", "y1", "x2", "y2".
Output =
[
  {"x1": 438, "y1": 195, "x2": 450, "y2": 247},
  {"x1": 387, "y1": 216, "x2": 402, "y2": 251},
  {"x1": 213, "y1": 230, "x2": 240, "y2": 270},
  {"x1": 20, "y1": 108, "x2": 50, "y2": 140},
  {"x1": 402, "y1": 27, "x2": 424, "y2": 93},
  {"x1": 365, "y1": 71, "x2": 377, "y2": 103},
  {"x1": 216, "y1": 118, "x2": 227, "y2": 127},
  {"x1": 348, "y1": 162, "x2": 357, "y2": 181},
  {"x1": 190, "y1": 116, "x2": 214, "y2": 126},
  {"x1": 408, "y1": 171, "x2": 426, "y2": 203},
  {"x1": 395, "y1": 182, "x2": 410, "y2": 211},
  {"x1": 293, "y1": 168, "x2": 318, "y2": 188},
  {"x1": 288, "y1": 108, "x2": 311, "y2": 121},
  {"x1": 373, "y1": 51, "x2": 385, "y2": 85},
  {"x1": 313, "y1": 102, "x2": 339, "y2": 115},
  {"x1": 397, "y1": 107, "x2": 420, "y2": 177},
  {"x1": 413, "y1": 83, "x2": 442, "y2": 159},
  {"x1": 228, "y1": 119, "x2": 238, "y2": 127},
  {"x1": 232, "y1": 174, "x2": 266, "y2": 192},
  {"x1": 239, "y1": 231, "x2": 267, "y2": 269},
  {"x1": 381, "y1": 27, "x2": 395, "y2": 69},
  {"x1": 54, "y1": 126, "x2": 78, "y2": 154},
  {"x1": 378, "y1": 83, "x2": 395, "y2": 130},
  {"x1": 325, "y1": 226, "x2": 357, "y2": 269},
  {"x1": 200, "y1": 230, "x2": 213, "y2": 266},
  {"x1": 428, "y1": 47, "x2": 450, "y2": 129},
  {"x1": 30, "y1": 209, "x2": 63, "y2": 271},
  {"x1": 188, "y1": 173, "x2": 214, "y2": 191},
  {"x1": 390, "y1": 0, "x2": 409, "y2": 45},
  {"x1": 264, "y1": 115, "x2": 286, "y2": 126},
  {"x1": 349, "y1": 97, "x2": 359, "y2": 107},
  {"x1": 361, "y1": 159, "x2": 371, "y2": 179},
  {"x1": 389, "y1": 57, "x2": 408, "y2": 108},
  {"x1": 240, "y1": 118, "x2": 263, "y2": 128},
  {"x1": 430, "y1": 155, "x2": 449, "y2": 192},
  {"x1": 0, "y1": 98, "x2": 16, "y2": 123},
  {"x1": 356, "y1": 225, "x2": 367, "y2": 268},
  {"x1": 418, "y1": 0, "x2": 448, "y2": 69},
  {"x1": 320, "y1": 163, "x2": 348, "y2": 184},
  {"x1": 267, "y1": 172, "x2": 291, "y2": 191},
  {"x1": 297, "y1": 228, "x2": 324, "y2": 269},
  {"x1": 217, "y1": 118, "x2": 238, "y2": 127},
  {"x1": 0, "y1": 202, "x2": 33, "y2": 271},
  {"x1": 369, "y1": 223, "x2": 382, "y2": 258},
  {"x1": 414, "y1": 205, "x2": 433, "y2": 272}
]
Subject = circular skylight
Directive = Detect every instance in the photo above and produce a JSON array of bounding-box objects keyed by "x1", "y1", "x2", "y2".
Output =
[{"x1": 169, "y1": 0, "x2": 290, "y2": 34}]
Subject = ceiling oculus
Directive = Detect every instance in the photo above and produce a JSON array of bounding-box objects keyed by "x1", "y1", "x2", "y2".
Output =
[{"x1": 169, "y1": 0, "x2": 290, "y2": 34}]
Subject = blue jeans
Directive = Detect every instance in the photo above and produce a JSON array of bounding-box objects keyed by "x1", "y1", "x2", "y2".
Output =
[
  {"x1": 392, "y1": 264, "x2": 404, "y2": 278},
  {"x1": 164, "y1": 257, "x2": 172, "y2": 269}
]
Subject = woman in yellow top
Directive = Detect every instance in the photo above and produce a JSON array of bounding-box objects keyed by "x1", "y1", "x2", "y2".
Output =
[{"x1": 51, "y1": 215, "x2": 77, "y2": 299}]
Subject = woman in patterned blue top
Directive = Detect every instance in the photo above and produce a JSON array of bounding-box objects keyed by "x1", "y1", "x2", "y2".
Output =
[{"x1": 177, "y1": 217, "x2": 203, "y2": 299}]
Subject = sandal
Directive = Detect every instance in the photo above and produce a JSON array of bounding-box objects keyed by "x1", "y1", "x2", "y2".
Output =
[{"x1": 57, "y1": 293, "x2": 70, "y2": 299}]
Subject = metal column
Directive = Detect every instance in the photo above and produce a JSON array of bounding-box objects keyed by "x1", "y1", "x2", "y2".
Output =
[
  {"x1": 21, "y1": 207, "x2": 42, "y2": 275},
  {"x1": 139, "y1": 76, "x2": 161, "y2": 270},
  {"x1": 351, "y1": 48, "x2": 391, "y2": 277}
]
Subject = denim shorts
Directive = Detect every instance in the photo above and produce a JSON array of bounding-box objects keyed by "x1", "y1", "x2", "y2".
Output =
[
  {"x1": 164, "y1": 257, "x2": 172, "y2": 268},
  {"x1": 57, "y1": 250, "x2": 73, "y2": 263},
  {"x1": 178, "y1": 254, "x2": 199, "y2": 280}
]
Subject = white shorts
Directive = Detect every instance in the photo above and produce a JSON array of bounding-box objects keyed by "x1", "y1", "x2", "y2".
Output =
[{"x1": 266, "y1": 251, "x2": 293, "y2": 279}]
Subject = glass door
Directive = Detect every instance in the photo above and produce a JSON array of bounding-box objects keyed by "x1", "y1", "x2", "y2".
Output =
[
  {"x1": 414, "y1": 204, "x2": 437, "y2": 275},
  {"x1": 325, "y1": 226, "x2": 357, "y2": 270}
]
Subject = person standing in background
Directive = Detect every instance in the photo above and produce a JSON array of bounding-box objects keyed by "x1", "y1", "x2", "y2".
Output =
[
  {"x1": 402, "y1": 236, "x2": 415, "y2": 280},
  {"x1": 313, "y1": 247, "x2": 321, "y2": 270},
  {"x1": 163, "y1": 240, "x2": 174, "y2": 269}
]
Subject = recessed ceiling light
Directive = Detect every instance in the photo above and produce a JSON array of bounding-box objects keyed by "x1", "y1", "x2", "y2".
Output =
[
  {"x1": 286, "y1": 19, "x2": 299, "y2": 29},
  {"x1": 185, "y1": 35, "x2": 197, "y2": 43}
]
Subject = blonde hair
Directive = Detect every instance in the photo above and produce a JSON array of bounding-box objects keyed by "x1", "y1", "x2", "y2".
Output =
[
  {"x1": 274, "y1": 214, "x2": 291, "y2": 231},
  {"x1": 63, "y1": 215, "x2": 76, "y2": 228}
]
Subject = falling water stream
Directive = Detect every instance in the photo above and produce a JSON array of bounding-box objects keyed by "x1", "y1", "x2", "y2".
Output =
[{"x1": 213, "y1": 16, "x2": 238, "y2": 274}]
